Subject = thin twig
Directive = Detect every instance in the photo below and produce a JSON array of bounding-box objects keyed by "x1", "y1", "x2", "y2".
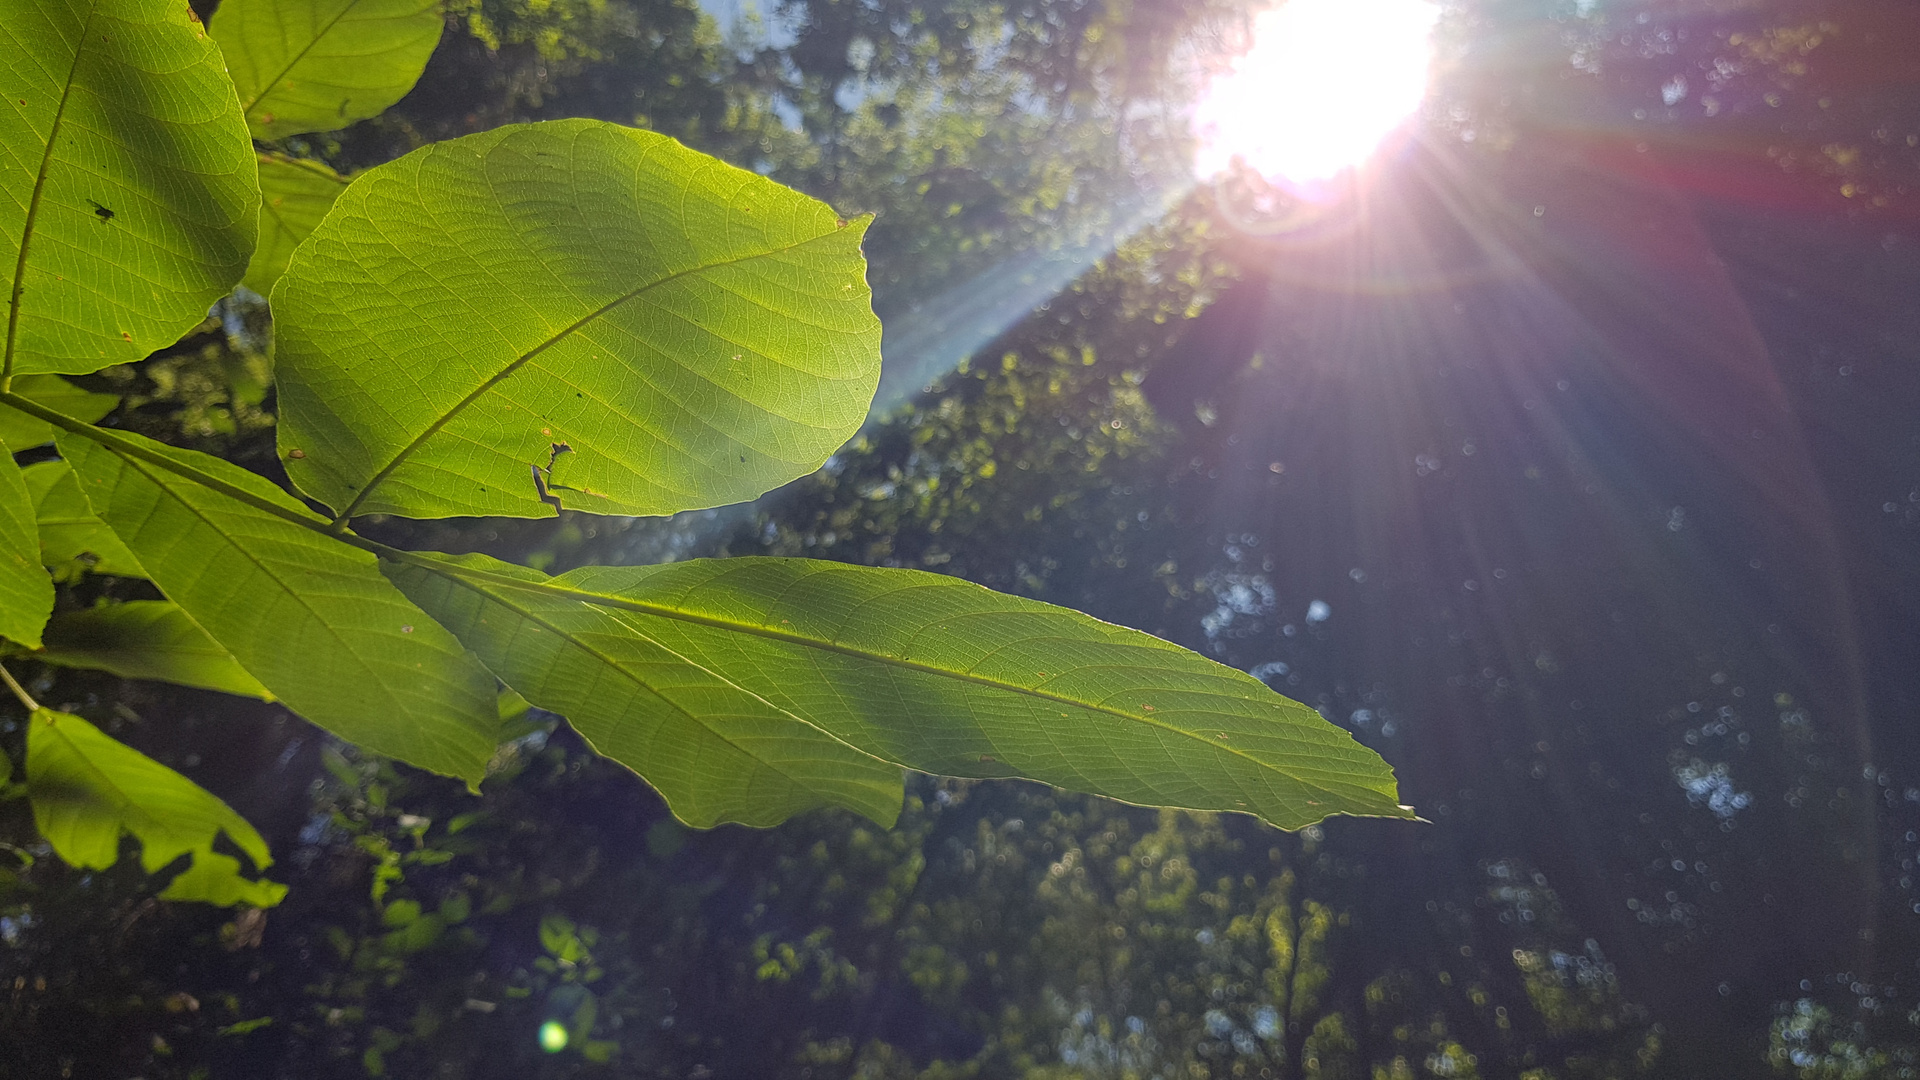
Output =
[{"x1": 0, "y1": 662, "x2": 40, "y2": 713}]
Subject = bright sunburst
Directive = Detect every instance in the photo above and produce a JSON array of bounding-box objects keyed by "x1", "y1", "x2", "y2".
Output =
[{"x1": 1194, "y1": 0, "x2": 1440, "y2": 189}]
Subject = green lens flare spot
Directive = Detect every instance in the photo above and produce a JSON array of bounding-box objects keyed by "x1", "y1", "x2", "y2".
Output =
[{"x1": 538, "y1": 1020, "x2": 569, "y2": 1053}]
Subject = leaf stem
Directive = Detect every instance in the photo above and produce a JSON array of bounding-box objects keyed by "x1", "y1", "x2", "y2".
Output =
[
  {"x1": 0, "y1": 391, "x2": 327, "y2": 534},
  {"x1": 0, "y1": 397, "x2": 1305, "y2": 782},
  {"x1": 0, "y1": 662, "x2": 41, "y2": 714}
]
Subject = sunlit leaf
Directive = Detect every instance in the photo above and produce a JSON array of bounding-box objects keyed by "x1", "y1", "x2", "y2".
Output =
[
  {"x1": 393, "y1": 555, "x2": 1411, "y2": 830},
  {"x1": 57, "y1": 430, "x2": 500, "y2": 781},
  {"x1": 39, "y1": 600, "x2": 272, "y2": 700},
  {"x1": 27, "y1": 707, "x2": 286, "y2": 906},
  {"x1": 211, "y1": 0, "x2": 443, "y2": 141},
  {"x1": 1, "y1": 0, "x2": 256, "y2": 376},
  {"x1": 390, "y1": 553, "x2": 902, "y2": 828},
  {"x1": 274, "y1": 120, "x2": 881, "y2": 521},
  {"x1": 0, "y1": 376, "x2": 120, "y2": 451},
  {"x1": 23, "y1": 459, "x2": 145, "y2": 577},
  {"x1": 243, "y1": 154, "x2": 350, "y2": 297},
  {"x1": 0, "y1": 451, "x2": 52, "y2": 648}
]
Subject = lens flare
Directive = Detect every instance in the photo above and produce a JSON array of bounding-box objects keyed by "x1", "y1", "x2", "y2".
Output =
[{"x1": 1194, "y1": 0, "x2": 1439, "y2": 189}]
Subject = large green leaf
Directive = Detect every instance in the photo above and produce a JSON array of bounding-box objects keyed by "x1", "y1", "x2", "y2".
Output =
[
  {"x1": 24, "y1": 458, "x2": 145, "y2": 577},
  {"x1": 27, "y1": 706, "x2": 285, "y2": 906},
  {"x1": 0, "y1": 450, "x2": 52, "y2": 647},
  {"x1": 211, "y1": 0, "x2": 443, "y2": 141},
  {"x1": 1, "y1": 0, "x2": 256, "y2": 376},
  {"x1": 274, "y1": 120, "x2": 881, "y2": 521},
  {"x1": 243, "y1": 153, "x2": 350, "y2": 297},
  {"x1": 56, "y1": 430, "x2": 500, "y2": 781},
  {"x1": 390, "y1": 554, "x2": 902, "y2": 828},
  {"x1": 0, "y1": 375, "x2": 119, "y2": 450},
  {"x1": 39, "y1": 600, "x2": 272, "y2": 699},
  {"x1": 392, "y1": 555, "x2": 1412, "y2": 830}
]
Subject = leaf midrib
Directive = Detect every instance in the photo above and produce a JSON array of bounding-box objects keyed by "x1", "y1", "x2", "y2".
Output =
[
  {"x1": 5, "y1": 0, "x2": 97, "y2": 382},
  {"x1": 439, "y1": 570, "x2": 893, "y2": 810},
  {"x1": 111, "y1": 451, "x2": 410, "y2": 708},
  {"x1": 425, "y1": 557, "x2": 1383, "y2": 801},
  {"x1": 335, "y1": 225, "x2": 856, "y2": 521},
  {"x1": 238, "y1": 0, "x2": 367, "y2": 121}
]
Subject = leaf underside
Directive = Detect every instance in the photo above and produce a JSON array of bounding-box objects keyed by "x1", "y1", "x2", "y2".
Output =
[
  {"x1": 57, "y1": 430, "x2": 500, "y2": 782},
  {"x1": 0, "y1": 375, "x2": 120, "y2": 450},
  {"x1": 0, "y1": 449, "x2": 52, "y2": 647},
  {"x1": 395, "y1": 555, "x2": 1412, "y2": 831},
  {"x1": 1, "y1": 0, "x2": 256, "y2": 376},
  {"x1": 28, "y1": 707, "x2": 285, "y2": 906},
  {"x1": 393, "y1": 553, "x2": 903, "y2": 829},
  {"x1": 243, "y1": 153, "x2": 350, "y2": 297},
  {"x1": 40, "y1": 600, "x2": 273, "y2": 700},
  {"x1": 212, "y1": 0, "x2": 444, "y2": 141},
  {"x1": 24, "y1": 458, "x2": 146, "y2": 577},
  {"x1": 273, "y1": 119, "x2": 882, "y2": 521}
]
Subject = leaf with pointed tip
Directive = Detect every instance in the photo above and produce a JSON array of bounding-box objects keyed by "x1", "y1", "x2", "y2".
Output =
[
  {"x1": 39, "y1": 600, "x2": 272, "y2": 699},
  {"x1": 392, "y1": 555, "x2": 1411, "y2": 831},
  {"x1": 0, "y1": 451, "x2": 52, "y2": 648},
  {"x1": 212, "y1": 0, "x2": 443, "y2": 141},
  {"x1": 27, "y1": 707, "x2": 285, "y2": 906},
  {"x1": 243, "y1": 154, "x2": 349, "y2": 297},
  {"x1": 56, "y1": 430, "x2": 499, "y2": 781},
  {"x1": 389, "y1": 553, "x2": 902, "y2": 828},
  {"x1": 24, "y1": 459, "x2": 145, "y2": 577},
  {"x1": 2, "y1": 0, "x2": 256, "y2": 376},
  {"x1": 0, "y1": 375, "x2": 119, "y2": 450},
  {"x1": 274, "y1": 120, "x2": 881, "y2": 521}
]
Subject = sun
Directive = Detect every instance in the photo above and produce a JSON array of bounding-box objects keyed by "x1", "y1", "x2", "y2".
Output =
[{"x1": 1193, "y1": 0, "x2": 1440, "y2": 190}]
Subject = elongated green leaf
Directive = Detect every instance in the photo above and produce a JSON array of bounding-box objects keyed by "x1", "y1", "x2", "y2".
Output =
[
  {"x1": 28, "y1": 707, "x2": 285, "y2": 906},
  {"x1": 40, "y1": 600, "x2": 272, "y2": 699},
  {"x1": 243, "y1": 153, "x2": 349, "y2": 297},
  {"x1": 57, "y1": 430, "x2": 499, "y2": 781},
  {"x1": 1, "y1": 0, "x2": 256, "y2": 376},
  {"x1": 24, "y1": 458, "x2": 145, "y2": 576},
  {"x1": 0, "y1": 375, "x2": 119, "y2": 450},
  {"x1": 393, "y1": 555, "x2": 1411, "y2": 830},
  {"x1": 0, "y1": 450, "x2": 52, "y2": 647},
  {"x1": 391, "y1": 555, "x2": 902, "y2": 828},
  {"x1": 275, "y1": 119, "x2": 881, "y2": 521},
  {"x1": 212, "y1": 0, "x2": 443, "y2": 141}
]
